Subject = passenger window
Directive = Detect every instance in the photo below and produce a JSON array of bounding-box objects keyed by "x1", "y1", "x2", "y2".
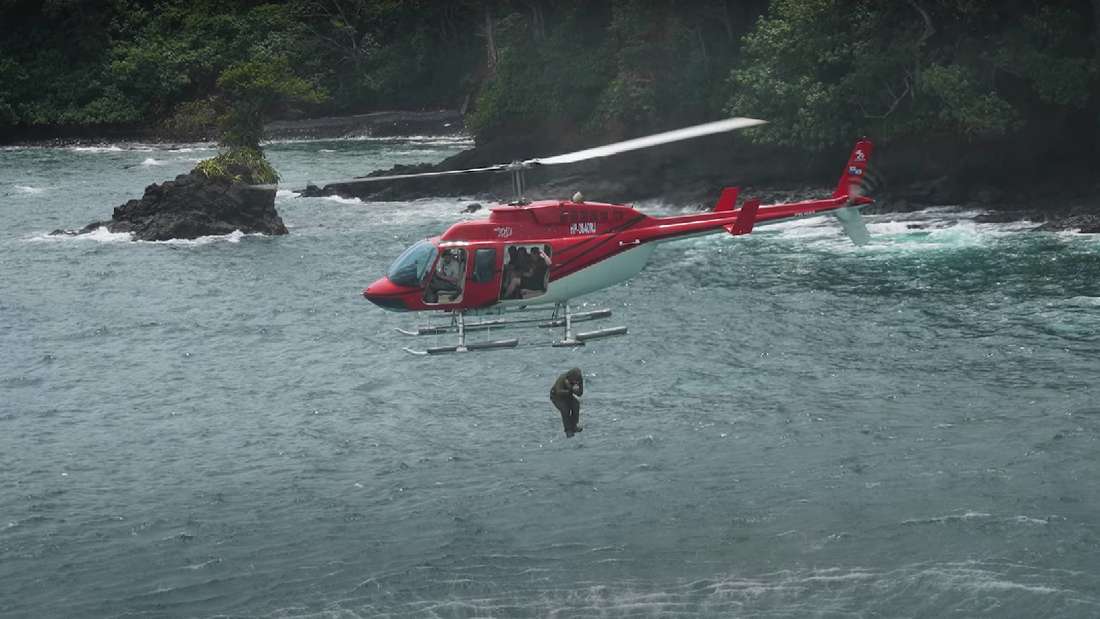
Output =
[
  {"x1": 472, "y1": 248, "x2": 496, "y2": 282},
  {"x1": 500, "y1": 244, "x2": 552, "y2": 300}
]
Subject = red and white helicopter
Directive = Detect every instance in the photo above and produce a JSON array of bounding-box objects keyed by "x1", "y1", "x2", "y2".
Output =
[{"x1": 353, "y1": 117, "x2": 874, "y2": 354}]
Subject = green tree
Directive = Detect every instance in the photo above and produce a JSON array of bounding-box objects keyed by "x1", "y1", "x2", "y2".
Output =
[
  {"x1": 216, "y1": 57, "x2": 326, "y2": 149},
  {"x1": 726, "y1": 0, "x2": 1098, "y2": 151}
]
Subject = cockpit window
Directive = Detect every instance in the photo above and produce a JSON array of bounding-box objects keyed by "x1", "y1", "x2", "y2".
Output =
[{"x1": 387, "y1": 239, "x2": 437, "y2": 287}]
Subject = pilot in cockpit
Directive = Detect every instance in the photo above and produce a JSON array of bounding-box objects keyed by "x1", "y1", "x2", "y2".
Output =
[{"x1": 428, "y1": 249, "x2": 465, "y2": 303}]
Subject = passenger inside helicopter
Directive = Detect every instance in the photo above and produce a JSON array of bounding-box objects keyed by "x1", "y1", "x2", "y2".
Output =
[{"x1": 501, "y1": 244, "x2": 551, "y2": 300}]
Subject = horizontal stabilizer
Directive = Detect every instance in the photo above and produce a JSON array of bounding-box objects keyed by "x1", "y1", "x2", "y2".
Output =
[
  {"x1": 713, "y1": 187, "x2": 740, "y2": 212},
  {"x1": 726, "y1": 199, "x2": 760, "y2": 235}
]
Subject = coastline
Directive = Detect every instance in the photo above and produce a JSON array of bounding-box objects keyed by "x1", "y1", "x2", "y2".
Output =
[{"x1": 7, "y1": 111, "x2": 1096, "y2": 233}]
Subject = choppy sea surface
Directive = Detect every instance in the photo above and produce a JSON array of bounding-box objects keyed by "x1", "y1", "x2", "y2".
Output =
[{"x1": 1, "y1": 136, "x2": 1098, "y2": 618}]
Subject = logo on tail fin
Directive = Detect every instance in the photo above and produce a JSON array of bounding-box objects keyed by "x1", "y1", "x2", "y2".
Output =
[{"x1": 834, "y1": 139, "x2": 874, "y2": 199}]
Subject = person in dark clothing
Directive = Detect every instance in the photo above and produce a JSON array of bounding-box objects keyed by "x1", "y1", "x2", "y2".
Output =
[
  {"x1": 519, "y1": 245, "x2": 551, "y2": 297},
  {"x1": 550, "y1": 367, "x2": 584, "y2": 437}
]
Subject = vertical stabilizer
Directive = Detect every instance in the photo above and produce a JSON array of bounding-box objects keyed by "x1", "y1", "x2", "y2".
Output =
[
  {"x1": 712, "y1": 187, "x2": 740, "y2": 212},
  {"x1": 833, "y1": 139, "x2": 874, "y2": 199}
]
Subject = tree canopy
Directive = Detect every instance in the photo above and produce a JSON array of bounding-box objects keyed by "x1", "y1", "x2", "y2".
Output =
[{"x1": 1, "y1": 0, "x2": 1097, "y2": 170}]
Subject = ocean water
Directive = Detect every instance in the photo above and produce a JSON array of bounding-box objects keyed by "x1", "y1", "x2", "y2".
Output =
[{"x1": 1, "y1": 137, "x2": 1099, "y2": 618}]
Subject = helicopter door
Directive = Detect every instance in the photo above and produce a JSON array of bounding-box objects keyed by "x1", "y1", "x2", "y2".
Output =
[{"x1": 458, "y1": 247, "x2": 502, "y2": 308}]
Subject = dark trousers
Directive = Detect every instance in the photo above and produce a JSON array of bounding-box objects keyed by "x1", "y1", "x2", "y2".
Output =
[{"x1": 551, "y1": 394, "x2": 580, "y2": 433}]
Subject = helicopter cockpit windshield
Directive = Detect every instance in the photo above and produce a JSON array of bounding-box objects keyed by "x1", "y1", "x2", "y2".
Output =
[{"x1": 387, "y1": 239, "x2": 438, "y2": 287}]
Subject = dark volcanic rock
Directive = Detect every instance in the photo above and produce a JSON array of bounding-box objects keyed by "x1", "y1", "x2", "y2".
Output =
[
  {"x1": 59, "y1": 172, "x2": 286, "y2": 241},
  {"x1": 298, "y1": 133, "x2": 824, "y2": 208},
  {"x1": 1034, "y1": 213, "x2": 1100, "y2": 233}
]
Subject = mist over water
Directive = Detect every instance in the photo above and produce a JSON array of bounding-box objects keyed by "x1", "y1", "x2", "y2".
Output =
[{"x1": 2, "y1": 138, "x2": 1098, "y2": 617}]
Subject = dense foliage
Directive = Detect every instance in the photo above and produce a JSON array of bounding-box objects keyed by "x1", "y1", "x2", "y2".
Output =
[
  {"x1": 0, "y1": 0, "x2": 479, "y2": 141},
  {"x1": 1, "y1": 0, "x2": 1097, "y2": 170},
  {"x1": 194, "y1": 146, "x2": 279, "y2": 184},
  {"x1": 728, "y1": 0, "x2": 1099, "y2": 150}
]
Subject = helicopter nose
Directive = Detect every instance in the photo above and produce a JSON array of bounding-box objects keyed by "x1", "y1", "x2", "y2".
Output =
[{"x1": 363, "y1": 277, "x2": 412, "y2": 311}]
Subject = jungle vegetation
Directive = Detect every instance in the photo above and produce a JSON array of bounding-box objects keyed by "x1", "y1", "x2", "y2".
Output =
[{"x1": 1, "y1": 0, "x2": 1097, "y2": 180}]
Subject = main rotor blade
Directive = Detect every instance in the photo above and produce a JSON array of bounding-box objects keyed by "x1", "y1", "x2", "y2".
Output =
[
  {"x1": 312, "y1": 117, "x2": 766, "y2": 188},
  {"x1": 352, "y1": 163, "x2": 510, "y2": 182},
  {"x1": 526, "y1": 117, "x2": 767, "y2": 166}
]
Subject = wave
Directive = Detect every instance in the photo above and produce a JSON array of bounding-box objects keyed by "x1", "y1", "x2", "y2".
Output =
[
  {"x1": 63, "y1": 142, "x2": 216, "y2": 154},
  {"x1": 26, "y1": 227, "x2": 264, "y2": 245},
  {"x1": 319, "y1": 195, "x2": 365, "y2": 205},
  {"x1": 68, "y1": 144, "x2": 126, "y2": 153},
  {"x1": 767, "y1": 211, "x2": 1037, "y2": 252},
  {"x1": 15, "y1": 185, "x2": 45, "y2": 194},
  {"x1": 291, "y1": 561, "x2": 1096, "y2": 617},
  {"x1": 26, "y1": 226, "x2": 133, "y2": 243},
  {"x1": 148, "y1": 230, "x2": 259, "y2": 245}
]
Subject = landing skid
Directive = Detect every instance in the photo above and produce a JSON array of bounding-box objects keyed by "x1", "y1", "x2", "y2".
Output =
[
  {"x1": 398, "y1": 303, "x2": 627, "y2": 355},
  {"x1": 403, "y1": 338, "x2": 519, "y2": 356},
  {"x1": 553, "y1": 325, "x2": 629, "y2": 347},
  {"x1": 395, "y1": 308, "x2": 613, "y2": 337}
]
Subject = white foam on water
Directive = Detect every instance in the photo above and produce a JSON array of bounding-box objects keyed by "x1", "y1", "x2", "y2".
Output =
[
  {"x1": 276, "y1": 189, "x2": 301, "y2": 199},
  {"x1": 147, "y1": 230, "x2": 252, "y2": 245},
  {"x1": 321, "y1": 195, "x2": 365, "y2": 206},
  {"x1": 15, "y1": 185, "x2": 45, "y2": 194},
  {"x1": 1062, "y1": 296, "x2": 1100, "y2": 307},
  {"x1": 140, "y1": 158, "x2": 165, "y2": 166},
  {"x1": 383, "y1": 148, "x2": 459, "y2": 157},
  {"x1": 901, "y1": 510, "x2": 992, "y2": 525},
  {"x1": 866, "y1": 219, "x2": 918, "y2": 235},
  {"x1": 910, "y1": 563, "x2": 1067, "y2": 596},
  {"x1": 26, "y1": 228, "x2": 263, "y2": 245},
  {"x1": 26, "y1": 226, "x2": 133, "y2": 243},
  {"x1": 1054, "y1": 228, "x2": 1100, "y2": 246},
  {"x1": 69, "y1": 145, "x2": 124, "y2": 153}
]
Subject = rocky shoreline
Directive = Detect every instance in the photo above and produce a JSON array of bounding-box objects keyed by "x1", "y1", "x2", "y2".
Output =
[
  {"x1": 298, "y1": 133, "x2": 1100, "y2": 234},
  {"x1": 53, "y1": 171, "x2": 285, "y2": 241},
  {"x1": 30, "y1": 109, "x2": 1098, "y2": 237}
]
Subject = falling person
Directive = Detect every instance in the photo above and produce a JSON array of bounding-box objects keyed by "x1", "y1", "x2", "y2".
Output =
[{"x1": 550, "y1": 367, "x2": 584, "y2": 437}]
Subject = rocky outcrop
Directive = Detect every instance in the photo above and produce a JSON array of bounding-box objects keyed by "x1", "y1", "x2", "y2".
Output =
[
  {"x1": 57, "y1": 172, "x2": 286, "y2": 241},
  {"x1": 1034, "y1": 214, "x2": 1100, "y2": 233}
]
